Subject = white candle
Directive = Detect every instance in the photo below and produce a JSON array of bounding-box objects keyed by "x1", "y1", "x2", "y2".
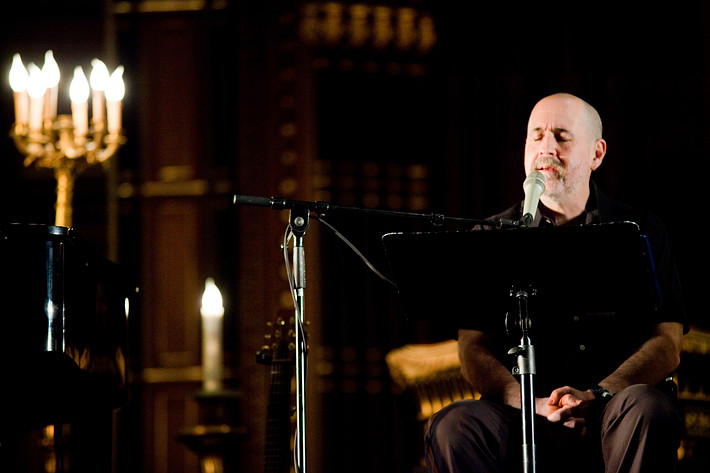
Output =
[
  {"x1": 42, "y1": 50, "x2": 60, "y2": 122},
  {"x1": 105, "y1": 66, "x2": 124, "y2": 134},
  {"x1": 90, "y1": 59, "x2": 109, "y2": 131},
  {"x1": 26, "y1": 63, "x2": 46, "y2": 133},
  {"x1": 9, "y1": 53, "x2": 29, "y2": 129},
  {"x1": 201, "y1": 278, "x2": 224, "y2": 392},
  {"x1": 106, "y1": 66, "x2": 126, "y2": 133},
  {"x1": 69, "y1": 66, "x2": 90, "y2": 138}
]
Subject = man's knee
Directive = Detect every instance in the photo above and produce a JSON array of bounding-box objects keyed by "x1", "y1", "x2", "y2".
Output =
[
  {"x1": 429, "y1": 399, "x2": 519, "y2": 458},
  {"x1": 425, "y1": 400, "x2": 515, "y2": 473},
  {"x1": 426, "y1": 400, "x2": 480, "y2": 450},
  {"x1": 600, "y1": 384, "x2": 683, "y2": 470},
  {"x1": 604, "y1": 384, "x2": 682, "y2": 431}
]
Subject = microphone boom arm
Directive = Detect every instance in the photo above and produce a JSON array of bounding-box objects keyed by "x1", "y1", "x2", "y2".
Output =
[{"x1": 233, "y1": 194, "x2": 519, "y2": 229}]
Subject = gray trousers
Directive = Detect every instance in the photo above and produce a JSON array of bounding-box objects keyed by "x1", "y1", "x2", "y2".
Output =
[{"x1": 425, "y1": 384, "x2": 683, "y2": 473}]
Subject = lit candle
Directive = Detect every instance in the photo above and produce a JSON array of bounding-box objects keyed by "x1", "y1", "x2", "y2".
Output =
[
  {"x1": 41, "y1": 50, "x2": 60, "y2": 122},
  {"x1": 9, "y1": 53, "x2": 29, "y2": 130},
  {"x1": 90, "y1": 59, "x2": 109, "y2": 131},
  {"x1": 201, "y1": 278, "x2": 224, "y2": 392},
  {"x1": 26, "y1": 63, "x2": 46, "y2": 133},
  {"x1": 69, "y1": 66, "x2": 90, "y2": 139},
  {"x1": 105, "y1": 66, "x2": 124, "y2": 134}
]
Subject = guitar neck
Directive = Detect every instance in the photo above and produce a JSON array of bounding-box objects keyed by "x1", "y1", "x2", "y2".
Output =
[{"x1": 264, "y1": 357, "x2": 294, "y2": 473}]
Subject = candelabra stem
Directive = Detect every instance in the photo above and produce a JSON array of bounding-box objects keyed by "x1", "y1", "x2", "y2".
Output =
[{"x1": 55, "y1": 166, "x2": 75, "y2": 228}]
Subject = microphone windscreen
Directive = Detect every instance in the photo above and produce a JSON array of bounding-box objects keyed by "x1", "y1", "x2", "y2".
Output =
[
  {"x1": 233, "y1": 195, "x2": 273, "y2": 207},
  {"x1": 523, "y1": 171, "x2": 546, "y2": 196},
  {"x1": 521, "y1": 171, "x2": 546, "y2": 226}
]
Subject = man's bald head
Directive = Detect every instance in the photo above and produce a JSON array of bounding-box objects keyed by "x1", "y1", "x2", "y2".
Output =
[{"x1": 531, "y1": 93, "x2": 603, "y2": 142}]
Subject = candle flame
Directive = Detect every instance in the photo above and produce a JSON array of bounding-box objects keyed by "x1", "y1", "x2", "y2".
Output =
[
  {"x1": 42, "y1": 50, "x2": 60, "y2": 88},
  {"x1": 27, "y1": 63, "x2": 46, "y2": 99},
  {"x1": 9, "y1": 54, "x2": 28, "y2": 92},
  {"x1": 69, "y1": 66, "x2": 90, "y2": 103},
  {"x1": 201, "y1": 278, "x2": 224, "y2": 318},
  {"x1": 90, "y1": 59, "x2": 109, "y2": 91},
  {"x1": 105, "y1": 66, "x2": 125, "y2": 102}
]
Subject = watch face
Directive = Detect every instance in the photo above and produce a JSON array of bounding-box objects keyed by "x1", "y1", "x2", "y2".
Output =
[{"x1": 592, "y1": 386, "x2": 613, "y2": 400}]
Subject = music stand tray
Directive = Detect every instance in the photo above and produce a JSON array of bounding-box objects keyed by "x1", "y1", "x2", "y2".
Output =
[{"x1": 381, "y1": 221, "x2": 661, "y2": 330}]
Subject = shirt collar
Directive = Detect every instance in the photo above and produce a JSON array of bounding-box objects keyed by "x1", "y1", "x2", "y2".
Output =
[{"x1": 532, "y1": 180, "x2": 604, "y2": 227}]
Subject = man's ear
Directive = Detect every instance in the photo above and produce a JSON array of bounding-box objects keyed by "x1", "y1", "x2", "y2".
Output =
[{"x1": 591, "y1": 138, "x2": 607, "y2": 171}]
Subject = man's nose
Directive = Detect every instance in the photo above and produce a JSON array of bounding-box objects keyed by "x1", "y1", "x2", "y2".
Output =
[{"x1": 538, "y1": 133, "x2": 557, "y2": 155}]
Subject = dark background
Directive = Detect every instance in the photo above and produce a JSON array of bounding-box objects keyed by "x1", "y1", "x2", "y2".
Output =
[{"x1": 1, "y1": 2, "x2": 708, "y2": 473}]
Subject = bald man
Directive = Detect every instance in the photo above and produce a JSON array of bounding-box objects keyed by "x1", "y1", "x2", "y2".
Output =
[{"x1": 425, "y1": 94, "x2": 687, "y2": 473}]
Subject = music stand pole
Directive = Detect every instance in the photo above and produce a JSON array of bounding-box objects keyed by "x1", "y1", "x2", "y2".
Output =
[
  {"x1": 289, "y1": 207, "x2": 309, "y2": 473},
  {"x1": 507, "y1": 287, "x2": 537, "y2": 473}
]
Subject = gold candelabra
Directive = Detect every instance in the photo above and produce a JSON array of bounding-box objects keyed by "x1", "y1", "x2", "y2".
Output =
[{"x1": 9, "y1": 51, "x2": 125, "y2": 228}]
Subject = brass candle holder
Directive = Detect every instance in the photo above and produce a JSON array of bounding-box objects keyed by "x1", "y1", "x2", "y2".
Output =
[
  {"x1": 11, "y1": 117, "x2": 125, "y2": 228},
  {"x1": 9, "y1": 52, "x2": 125, "y2": 228},
  {"x1": 178, "y1": 389, "x2": 245, "y2": 473}
]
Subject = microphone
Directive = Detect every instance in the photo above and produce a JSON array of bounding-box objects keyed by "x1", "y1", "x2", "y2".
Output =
[
  {"x1": 520, "y1": 171, "x2": 546, "y2": 227},
  {"x1": 232, "y1": 195, "x2": 274, "y2": 208},
  {"x1": 233, "y1": 195, "x2": 331, "y2": 214}
]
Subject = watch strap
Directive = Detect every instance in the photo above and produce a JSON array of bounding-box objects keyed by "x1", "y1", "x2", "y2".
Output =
[{"x1": 589, "y1": 385, "x2": 614, "y2": 403}]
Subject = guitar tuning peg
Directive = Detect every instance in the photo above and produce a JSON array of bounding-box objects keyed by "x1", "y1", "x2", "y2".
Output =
[{"x1": 256, "y1": 345, "x2": 272, "y2": 365}]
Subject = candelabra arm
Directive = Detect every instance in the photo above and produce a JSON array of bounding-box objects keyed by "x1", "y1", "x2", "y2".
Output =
[
  {"x1": 10, "y1": 128, "x2": 28, "y2": 155},
  {"x1": 94, "y1": 132, "x2": 124, "y2": 163},
  {"x1": 11, "y1": 127, "x2": 44, "y2": 166}
]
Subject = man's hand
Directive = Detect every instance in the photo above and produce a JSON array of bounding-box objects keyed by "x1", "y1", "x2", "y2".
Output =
[{"x1": 538, "y1": 386, "x2": 596, "y2": 430}]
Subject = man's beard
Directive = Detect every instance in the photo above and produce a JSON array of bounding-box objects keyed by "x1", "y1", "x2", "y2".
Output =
[
  {"x1": 532, "y1": 157, "x2": 564, "y2": 175},
  {"x1": 532, "y1": 157, "x2": 568, "y2": 200}
]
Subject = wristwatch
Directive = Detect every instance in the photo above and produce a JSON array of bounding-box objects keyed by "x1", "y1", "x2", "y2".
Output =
[{"x1": 589, "y1": 385, "x2": 614, "y2": 404}]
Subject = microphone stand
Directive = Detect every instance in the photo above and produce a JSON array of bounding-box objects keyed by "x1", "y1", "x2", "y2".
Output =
[
  {"x1": 288, "y1": 206, "x2": 309, "y2": 473},
  {"x1": 233, "y1": 194, "x2": 520, "y2": 473}
]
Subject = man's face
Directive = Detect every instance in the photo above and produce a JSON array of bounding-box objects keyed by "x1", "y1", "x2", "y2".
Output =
[{"x1": 524, "y1": 96, "x2": 602, "y2": 204}]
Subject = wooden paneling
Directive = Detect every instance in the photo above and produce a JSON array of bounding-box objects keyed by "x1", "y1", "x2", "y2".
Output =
[
  {"x1": 136, "y1": 16, "x2": 204, "y2": 178},
  {"x1": 140, "y1": 382, "x2": 201, "y2": 473},
  {"x1": 141, "y1": 199, "x2": 202, "y2": 368},
  {"x1": 235, "y1": 2, "x2": 320, "y2": 471},
  {"x1": 118, "y1": 6, "x2": 240, "y2": 473}
]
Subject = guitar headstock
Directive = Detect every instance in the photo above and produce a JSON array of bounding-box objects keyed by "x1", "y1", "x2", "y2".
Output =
[{"x1": 256, "y1": 316, "x2": 296, "y2": 366}]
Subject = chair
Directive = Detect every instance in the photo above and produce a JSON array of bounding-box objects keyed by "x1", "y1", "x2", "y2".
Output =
[{"x1": 385, "y1": 339, "x2": 478, "y2": 421}]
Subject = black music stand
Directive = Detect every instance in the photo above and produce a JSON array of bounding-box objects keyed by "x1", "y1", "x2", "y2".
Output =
[{"x1": 382, "y1": 222, "x2": 661, "y2": 473}]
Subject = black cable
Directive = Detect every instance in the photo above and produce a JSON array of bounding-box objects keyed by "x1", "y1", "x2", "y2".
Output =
[{"x1": 315, "y1": 216, "x2": 398, "y2": 289}]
